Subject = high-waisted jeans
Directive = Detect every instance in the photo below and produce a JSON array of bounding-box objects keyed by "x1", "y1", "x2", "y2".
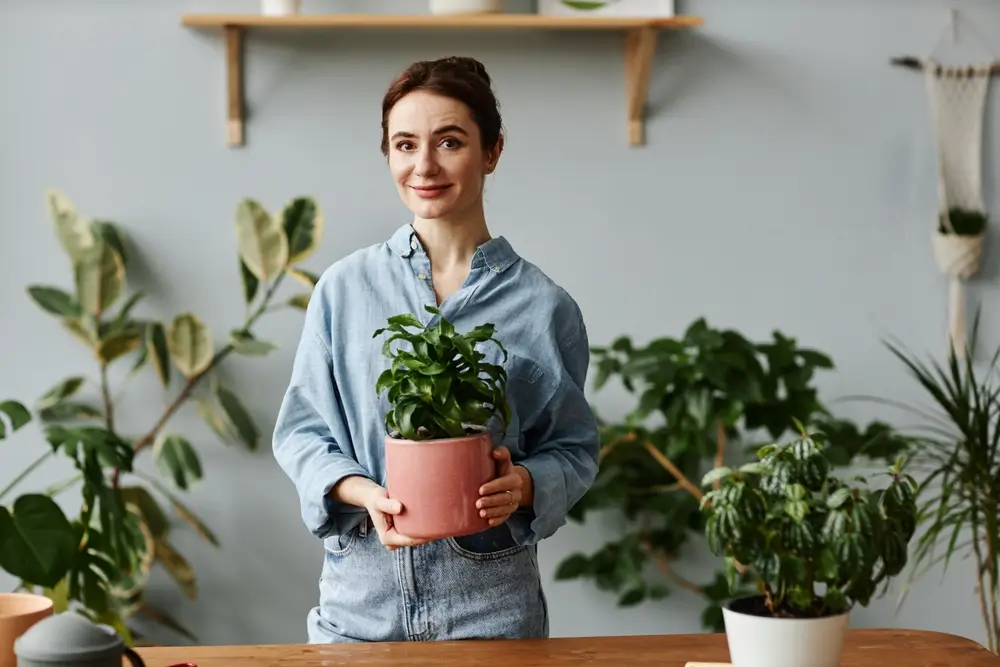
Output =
[{"x1": 306, "y1": 515, "x2": 549, "y2": 643}]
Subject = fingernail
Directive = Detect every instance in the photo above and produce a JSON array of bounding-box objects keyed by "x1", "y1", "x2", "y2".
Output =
[{"x1": 480, "y1": 510, "x2": 486, "y2": 517}]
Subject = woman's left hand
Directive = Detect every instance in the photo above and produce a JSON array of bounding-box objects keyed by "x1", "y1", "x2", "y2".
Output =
[{"x1": 477, "y1": 446, "x2": 531, "y2": 527}]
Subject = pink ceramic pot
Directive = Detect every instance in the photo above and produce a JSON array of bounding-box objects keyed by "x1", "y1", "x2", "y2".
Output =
[
  {"x1": 0, "y1": 593, "x2": 53, "y2": 667},
  {"x1": 385, "y1": 431, "x2": 495, "y2": 540}
]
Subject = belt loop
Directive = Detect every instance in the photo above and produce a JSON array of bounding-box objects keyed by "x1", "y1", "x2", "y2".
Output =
[{"x1": 359, "y1": 516, "x2": 368, "y2": 537}]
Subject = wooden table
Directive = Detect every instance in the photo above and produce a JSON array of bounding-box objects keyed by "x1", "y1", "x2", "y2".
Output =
[{"x1": 136, "y1": 629, "x2": 999, "y2": 666}]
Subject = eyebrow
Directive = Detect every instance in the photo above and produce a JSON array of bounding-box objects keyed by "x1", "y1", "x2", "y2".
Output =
[{"x1": 391, "y1": 125, "x2": 469, "y2": 140}]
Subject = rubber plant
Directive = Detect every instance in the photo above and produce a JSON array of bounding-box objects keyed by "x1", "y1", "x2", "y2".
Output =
[
  {"x1": 0, "y1": 189, "x2": 324, "y2": 645},
  {"x1": 554, "y1": 318, "x2": 915, "y2": 631}
]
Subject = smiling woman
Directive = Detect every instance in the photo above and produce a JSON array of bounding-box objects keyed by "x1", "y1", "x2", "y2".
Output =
[{"x1": 271, "y1": 55, "x2": 600, "y2": 645}]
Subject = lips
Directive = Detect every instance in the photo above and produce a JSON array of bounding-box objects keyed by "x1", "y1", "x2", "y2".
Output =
[{"x1": 411, "y1": 184, "x2": 452, "y2": 199}]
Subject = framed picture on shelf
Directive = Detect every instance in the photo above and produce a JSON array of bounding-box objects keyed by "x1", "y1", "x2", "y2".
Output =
[{"x1": 537, "y1": 0, "x2": 675, "y2": 17}]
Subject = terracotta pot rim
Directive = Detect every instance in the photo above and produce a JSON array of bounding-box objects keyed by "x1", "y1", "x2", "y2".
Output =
[
  {"x1": 385, "y1": 427, "x2": 488, "y2": 445},
  {"x1": 0, "y1": 593, "x2": 54, "y2": 619}
]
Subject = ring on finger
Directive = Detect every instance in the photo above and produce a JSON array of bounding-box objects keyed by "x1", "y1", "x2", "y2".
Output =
[{"x1": 506, "y1": 490, "x2": 516, "y2": 508}]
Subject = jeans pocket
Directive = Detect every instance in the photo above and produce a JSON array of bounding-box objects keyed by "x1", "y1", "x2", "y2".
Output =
[
  {"x1": 323, "y1": 524, "x2": 359, "y2": 558},
  {"x1": 447, "y1": 524, "x2": 525, "y2": 561}
]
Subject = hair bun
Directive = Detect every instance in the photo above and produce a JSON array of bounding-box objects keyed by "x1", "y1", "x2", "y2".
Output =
[{"x1": 444, "y1": 56, "x2": 492, "y2": 86}]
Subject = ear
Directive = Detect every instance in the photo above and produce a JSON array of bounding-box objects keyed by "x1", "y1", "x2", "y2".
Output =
[{"x1": 484, "y1": 135, "x2": 504, "y2": 174}]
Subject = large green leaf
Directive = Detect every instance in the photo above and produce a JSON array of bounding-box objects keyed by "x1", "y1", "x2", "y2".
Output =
[
  {"x1": 216, "y1": 385, "x2": 259, "y2": 451},
  {"x1": 0, "y1": 494, "x2": 77, "y2": 588},
  {"x1": 235, "y1": 199, "x2": 288, "y2": 281},
  {"x1": 281, "y1": 196, "x2": 323, "y2": 264},
  {"x1": 147, "y1": 321, "x2": 171, "y2": 387},
  {"x1": 0, "y1": 400, "x2": 32, "y2": 439},
  {"x1": 26, "y1": 285, "x2": 82, "y2": 318},
  {"x1": 154, "y1": 434, "x2": 203, "y2": 491},
  {"x1": 167, "y1": 313, "x2": 213, "y2": 378},
  {"x1": 74, "y1": 241, "x2": 125, "y2": 317},
  {"x1": 45, "y1": 189, "x2": 97, "y2": 264},
  {"x1": 229, "y1": 330, "x2": 277, "y2": 357},
  {"x1": 98, "y1": 328, "x2": 142, "y2": 365}
]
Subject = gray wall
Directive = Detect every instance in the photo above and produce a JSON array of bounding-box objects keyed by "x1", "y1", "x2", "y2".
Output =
[{"x1": 2, "y1": 0, "x2": 998, "y2": 648}]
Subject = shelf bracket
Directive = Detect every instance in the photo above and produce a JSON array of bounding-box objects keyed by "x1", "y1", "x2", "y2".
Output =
[
  {"x1": 625, "y1": 26, "x2": 656, "y2": 146},
  {"x1": 225, "y1": 25, "x2": 245, "y2": 146}
]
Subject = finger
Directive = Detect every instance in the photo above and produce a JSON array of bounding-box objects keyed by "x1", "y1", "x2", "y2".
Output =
[
  {"x1": 479, "y1": 474, "x2": 522, "y2": 497},
  {"x1": 373, "y1": 497, "x2": 403, "y2": 515},
  {"x1": 477, "y1": 490, "x2": 521, "y2": 509},
  {"x1": 480, "y1": 504, "x2": 516, "y2": 519},
  {"x1": 492, "y1": 447, "x2": 512, "y2": 475},
  {"x1": 382, "y1": 529, "x2": 430, "y2": 548},
  {"x1": 488, "y1": 513, "x2": 513, "y2": 527}
]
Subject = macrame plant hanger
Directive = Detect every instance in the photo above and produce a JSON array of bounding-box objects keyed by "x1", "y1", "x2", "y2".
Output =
[{"x1": 892, "y1": 9, "x2": 998, "y2": 359}]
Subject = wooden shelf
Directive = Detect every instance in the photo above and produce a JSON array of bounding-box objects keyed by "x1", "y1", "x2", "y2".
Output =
[{"x1": 180, "y1": 13, "x2": 705, "y2": 147}]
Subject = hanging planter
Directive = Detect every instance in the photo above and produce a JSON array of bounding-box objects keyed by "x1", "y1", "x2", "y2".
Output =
[
  {"x1": 261, "y1": 0, "x2": 301, "y2": 16},
  {"x1": 922, "y1": 61, "x2": 993, "y2": 357},
  {"x1": 429, "y1": 0, "x2": 503, "y2": 15}
]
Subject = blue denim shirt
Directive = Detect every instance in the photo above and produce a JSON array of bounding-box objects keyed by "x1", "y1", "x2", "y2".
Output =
[{"x1": 272, "y1": 223, "x2": 600, "y2": 548}]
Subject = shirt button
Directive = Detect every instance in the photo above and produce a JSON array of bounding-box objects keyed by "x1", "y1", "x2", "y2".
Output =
[
  {"x1": 410, "y1": 239, "x2": 418, "y2": 250},
  {"x1": 417, "y1": 273, "x2": 426, "y2": 280}
]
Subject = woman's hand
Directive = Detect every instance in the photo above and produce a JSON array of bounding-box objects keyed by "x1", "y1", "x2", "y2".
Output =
[
  {"x1": 477, "y1": 446, "x2": 533, "y2": 527},
  {"x1": 362, "y1": 485, "x2": 431, "y2": 551}
]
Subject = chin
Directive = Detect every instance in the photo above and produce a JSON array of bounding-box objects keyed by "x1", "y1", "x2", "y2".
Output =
[{"x1": 405, "y1": 195, "x2": 462, "y2": 220}]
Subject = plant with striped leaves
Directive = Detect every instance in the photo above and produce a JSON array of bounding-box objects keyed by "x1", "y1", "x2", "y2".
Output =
[
  {"x1": 699, "y1": 420, "x2": 918, "y2": 618},
  {"x1": 1, "y1": 189, "x2": 324, "y2": 645}
]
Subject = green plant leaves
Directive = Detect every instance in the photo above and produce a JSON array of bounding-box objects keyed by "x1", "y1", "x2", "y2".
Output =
[
  {"x1": 74, "y1": 241, "x2": 125, "y2": 318},
  {"x1": 167, "y1": 313, "x2": 213, "y2": 378},
  {"x1": 0, "y1": 494, "x2": 77, "y2": 588},
  {"x1": 27, "y1": 286, "x2": 82, "y2": 318},
  {"x1": 235, "y1": 199, "x2": 288, "y2": 281},
  {"x1": 215, "y1": 385, "x2": 259, "y2": 450},
  {"x1": 229, "y1": 329, "x2": 276, "y2": 357},
  {"x1": 154, "y1": 434, "x2": 203, "y2": 491},
  {"x1": 373, "y1": 305, "x2": 510, "y2": 441},
  {"x1": 281, "y1": 196, "x2": 323, "y2": 264},
  {"x1": 45, "y1": 189, "x2": 97, "y2": 264},
  {"x1": 146, "y1": 321, "x2": 171, "y2": 387},
  {"x1": 0, "y1": 399, "x2": 33, "y2": 439}
]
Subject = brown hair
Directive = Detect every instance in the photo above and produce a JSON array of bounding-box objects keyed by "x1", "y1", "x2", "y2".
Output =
[{"x1": 380, "y1": 56, "x2": 503, "y2": 155}]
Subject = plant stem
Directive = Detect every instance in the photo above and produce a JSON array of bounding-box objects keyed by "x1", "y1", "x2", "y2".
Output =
[
  {"x1": 0, "y1": 450, "x2": 53, "y2": 502},
  {"x1": 100, "y1": 362, "x2": 115, "y2": 434},
  {"x1": 129, "y1": 271, "x2": 286, "y2": 457},
  {"x1": 714, "y1": 419, "x2": 726, "y2": 489},
  {"x1": 45, "y1": 474, "x2": 82, "y2": 497},
  {"x1": 971, "y1": 503, "x2": 995, "y2": 652},
  {"x1": 642, "y1": 441, "x2": 704, "y2": 501}
]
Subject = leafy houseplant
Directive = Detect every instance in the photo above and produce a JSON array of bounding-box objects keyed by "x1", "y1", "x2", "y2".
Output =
[
  {"x1": 554, "y1": 319, "x2": 914, "y2": 631},
  {"x1": 374, "y1": 305, "x2": 511, "y2": 539},
  {"x1": 0, "y1": 190, "x2": 324, "y2": 645},
  {"x1": 699, "y1": 422, "x2": 918, "y2": 667},
  {"x1": 884, "y1": 327, "x2": 1000, "y2": 654}
]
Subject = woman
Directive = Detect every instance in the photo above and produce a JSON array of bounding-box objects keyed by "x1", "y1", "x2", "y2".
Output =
[{"x1": 272, "y1": 55, "x2": 600, "y2": 644}]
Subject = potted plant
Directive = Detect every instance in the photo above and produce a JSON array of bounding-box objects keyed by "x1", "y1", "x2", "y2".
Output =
[
  {"x1": 698, "y1": 420, "x2": 918, "y2": 667},
  {"x1": 373, "y1": 305, "x2": 510, "y2": 541}
]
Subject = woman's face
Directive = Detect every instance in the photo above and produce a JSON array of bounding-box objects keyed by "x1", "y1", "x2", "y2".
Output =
[{"x1": 386, "y1": 90, "x2": 500, "y2": 222}]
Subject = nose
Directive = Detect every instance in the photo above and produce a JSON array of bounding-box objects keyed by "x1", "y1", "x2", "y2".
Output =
[{"x1": 413, "y1": 145, "x2": 440, "y2": 178}]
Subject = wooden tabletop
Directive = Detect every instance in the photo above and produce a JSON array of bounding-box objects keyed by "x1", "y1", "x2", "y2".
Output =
[{"x1": 135, "y1": 629, "x2": 998, "y2": 666}]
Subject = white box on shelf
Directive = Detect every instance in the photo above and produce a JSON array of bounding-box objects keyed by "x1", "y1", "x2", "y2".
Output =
[{"x1": 537, "y1": 0, "x2": 675, "y2": 17}]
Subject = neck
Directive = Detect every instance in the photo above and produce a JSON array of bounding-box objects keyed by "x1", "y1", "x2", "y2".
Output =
[{"x1": 412, "y1": 205, "x2": 490, "y2": 272}]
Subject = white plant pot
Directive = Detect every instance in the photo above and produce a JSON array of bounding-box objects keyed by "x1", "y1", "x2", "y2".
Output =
[
  {"x1": 429, "y1": 0, "x2": 503, "y2": 14},
  {"x1": 722, "y1": 597, "x2": 850, "y2": 667},
  {"x1": 262, "y1": 0, "x2": 301, "y2": 15}
]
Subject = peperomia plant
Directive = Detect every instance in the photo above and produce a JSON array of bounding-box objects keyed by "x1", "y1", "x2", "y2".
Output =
[
  {"x1": 699, "y1": 420, "x2": 919, "y2": 618},
  {"x1": 374, "y1": 305, "x2": 511, "y2": 441}
]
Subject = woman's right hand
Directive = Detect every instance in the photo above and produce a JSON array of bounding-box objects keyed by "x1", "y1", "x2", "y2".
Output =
[
  {"x1": 332, "y1": 475, "x2": 429, "y2": 550},
  {"x1": 362, "y1": 485, "x2": 431, "y2": 551}
]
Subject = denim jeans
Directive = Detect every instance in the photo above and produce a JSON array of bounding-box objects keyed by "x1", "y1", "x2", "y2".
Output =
[{"x1": 306, "y1": 516, "x2": 549, "y2": 643}]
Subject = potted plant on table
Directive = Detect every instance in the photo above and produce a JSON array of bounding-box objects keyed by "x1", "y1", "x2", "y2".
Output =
[
  {"x1": 698, "y1": 419, "x2": 918, "y2": 667},
  {"x1": 374, "y1": 305, "x2": 511, "y2": 541}
]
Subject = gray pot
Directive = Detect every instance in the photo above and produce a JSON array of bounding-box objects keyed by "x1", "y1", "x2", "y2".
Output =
[{"x1": 13, "y1": 612, "x2": 144, "y2": 667}]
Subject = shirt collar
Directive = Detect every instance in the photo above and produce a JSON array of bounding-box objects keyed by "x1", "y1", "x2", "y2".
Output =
[{"x1": 387, "y1": 223, "x2": 519, "y2": 273}]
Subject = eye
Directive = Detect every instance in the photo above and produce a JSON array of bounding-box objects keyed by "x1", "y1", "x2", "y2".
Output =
[
  {"x1": 440, "y1": 137, "x2": 463, "y2": 149},
  {"x1": 395, "y1": 140, "x2": 415, "y2": 151}
]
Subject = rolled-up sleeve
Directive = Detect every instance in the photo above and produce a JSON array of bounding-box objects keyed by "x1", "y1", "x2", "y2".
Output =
[
  {"x1": 508, "y1": 320, "x2": 599, "y2": 546},
  {"x1": 272, "y1": 276, "x2": 373, "y2": 540}
]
